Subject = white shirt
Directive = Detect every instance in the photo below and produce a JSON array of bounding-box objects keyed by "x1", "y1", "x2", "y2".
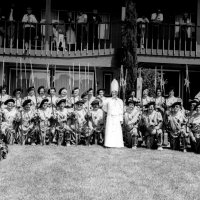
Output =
[
  {"x1": 105, "y1": 97, "x2": 123, "y2": 122},
  {"x1": 9, "y1": 9, "x2": 14, "y2": 21},
  {"x1": 77, "y1": 14, "x2": 87, "y2": 23},
  {"x1": 22, "y1": 14, "x2": 37, "y2": 28}
]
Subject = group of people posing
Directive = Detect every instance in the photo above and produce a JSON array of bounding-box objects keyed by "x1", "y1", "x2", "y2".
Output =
[{"x1": 0, "y1": 79, "x2": 200, "y2": 155}]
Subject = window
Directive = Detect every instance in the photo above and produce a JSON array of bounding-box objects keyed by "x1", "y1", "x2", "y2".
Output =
[
  {"x1": 103, "y1": 72, "x2": 113, "y2": 96},
  {"x1": 54, "y1": 70, "x2": 94, "y2": 96}
]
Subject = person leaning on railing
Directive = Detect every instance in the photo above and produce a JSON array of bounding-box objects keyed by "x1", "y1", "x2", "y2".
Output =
[
  {"x1": 21, "y1": 6, "x2": 38, "y2": 52},
  {"x1": 150, "y1": 9, "x2": 163, "y2": 49},
  {"x1": 137, "y1": 16, "x2": 149, "y2": 49},
  {"x1": 76, "y1": 11, "x2": 88, "y2": 51}
]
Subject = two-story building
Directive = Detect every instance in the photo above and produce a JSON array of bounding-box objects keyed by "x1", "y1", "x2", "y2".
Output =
[
  {"x1": 0, "y1": 0, "x2": 200, "y2": 108},
  {"x1": 0, "y1": 0, "x2": 122, "y2": 97}
]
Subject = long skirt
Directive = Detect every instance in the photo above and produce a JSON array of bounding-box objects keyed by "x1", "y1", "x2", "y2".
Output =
[{"x1": 104, "y1": 115, "x2": 124, "y2": 148}]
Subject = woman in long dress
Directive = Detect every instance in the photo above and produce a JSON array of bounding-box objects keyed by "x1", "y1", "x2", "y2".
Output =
[{"x1": 104, "y1": 79, "x2": 124, "y2": 148}]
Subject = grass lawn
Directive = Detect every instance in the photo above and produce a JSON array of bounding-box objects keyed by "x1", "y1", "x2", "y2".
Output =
[{"x1": 0, "y1": 145, "x2": 200, "y2": 200}]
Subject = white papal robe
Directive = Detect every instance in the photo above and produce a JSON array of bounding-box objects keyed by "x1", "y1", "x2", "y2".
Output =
[{"x1": 104, "y1": 97, "x2": 124, "y2": 148}]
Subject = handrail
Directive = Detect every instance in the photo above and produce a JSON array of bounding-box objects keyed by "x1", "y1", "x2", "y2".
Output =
[{"x1": 0, "y1": 20, "x2": 199, "y2": 58}]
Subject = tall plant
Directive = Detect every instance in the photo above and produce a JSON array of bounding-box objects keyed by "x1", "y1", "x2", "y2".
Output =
[{"x1": 121, "y1": 0, "x2": 138, "y2": 94}]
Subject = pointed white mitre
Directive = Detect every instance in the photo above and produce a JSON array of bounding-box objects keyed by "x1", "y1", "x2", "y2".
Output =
[{"x1": 111, "y1": 79, "x2": 119, "y2": 92}]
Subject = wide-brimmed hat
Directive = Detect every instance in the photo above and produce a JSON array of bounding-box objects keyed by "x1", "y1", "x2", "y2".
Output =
[
  {"x1": 171, "y1": 101, "x2": 181, "y2": 108},
  {"x1": 39, "y1": 98, "x2": 49, "y2": 108},
  {"x1": 56, "y1": 99, "x2": 66, "y2": 106},
  {"x1": 91, "y1": 100, "x2": 100, "y2": 106},
  {"x1": 27, "y1": 86, "x2": 35, "y2": 93},
  {"x1": 13, "y1": 88, "x2": 23, "y2": 96},
  {"x1": 22, "y1": 99, "x2": 32, "y2": 107},
  {"x1": 58, "y1": 87, "x2": 67, "y2": 95},
  {"x1": 75, "y1": 100, "x2": 84, "y2": 105},
  {"x1": 145, "y1": 101, "x2": 155, "y2": 108},
  {"x1": 4, "y1": 98, "x2": 15, "y2": 105},
  {"x1": 189, "y1": 98, "x2": 199, "y2": 104},
  {"x1": 37, "y1": 86, "x2": 45, "y2": 94},
  {"x1": 128, "y1": 100, "x2": 136, "y2": 106},
  {"x1": 194, "y1": 102, "x2": 200, "y2": 110}
]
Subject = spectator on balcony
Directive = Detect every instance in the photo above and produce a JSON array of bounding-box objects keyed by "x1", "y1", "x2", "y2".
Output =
[
  {"x1": 0, "y1": 8, "x2": 6, "y2": 48},
  {"x1": 137, "y1": 16, "x2": 149, "y2": 49},
  {"x1": 66, "y1": 12, "x2": 76, "y2": 51},
  {"x1": 76, "y1": 11, "x2": 88, "y2": 51},
  {"x1": 150, "y1": 9, "x2": 163, "y2": 49},
  {"x1": 52, "y1": 20, "x2": 66, "y2": 51},
  {"x1": 151, "y1": 9, "x2": 163, "y2": 23},
  {"x1": 175, "y1": 12, "x2": 192, "y2": 39},
  {"x1": 22, "y1": 6, "x2": 38, "y2": 52},
  {"x1": 6, "y1": 2, "x2": 18, "y2": 48},
  {"x1": 88, "y1": 9, "x2": 102, "y2": 50}
]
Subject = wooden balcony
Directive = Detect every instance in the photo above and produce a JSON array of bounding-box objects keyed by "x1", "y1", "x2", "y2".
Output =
[{"x1": 1, "y1": 20, "x2": 200, "y2": 66}]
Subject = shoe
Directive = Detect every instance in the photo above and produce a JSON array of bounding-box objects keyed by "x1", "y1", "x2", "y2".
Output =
[
  {"x1": 183, "y1": 149, "x2": 187, "y2": 153},
  {"x1": 31, "y1": 143, "x2": 36, "y2": 146},
  {"x1": 132, "y1": 146, "x2": 137, "y2": 150},
  {"x1": 53, "y1": 138, "x2": 57, "y2": 143},
  {"x1": 66, "y1": 143, "x2": 71, "y2": 147},
  {"x1": 141, "y1": 141, "x2": 146, "y2": 147},
  {"x1": 166, "y1": 142, "x2": 170, "y2": 148},
  {"x1": 157, "y1": 146, "x2": 163, "y2": 151}
]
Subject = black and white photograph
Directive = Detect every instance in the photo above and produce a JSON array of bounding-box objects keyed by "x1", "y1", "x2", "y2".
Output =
[{"x1": 0, "y1": 0, "x2": 200, "y2": 199}]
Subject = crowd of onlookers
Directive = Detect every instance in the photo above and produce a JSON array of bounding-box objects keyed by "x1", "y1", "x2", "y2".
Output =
[
  {"x1": 136, "y1": 9, "x2": 194, "y2": 50},
  {"x1": 0, "y1": 3, "x2": 195, "y2": 52},
  {"x1": 0, "y1": 3, "x2": 109, "y2": 52}
]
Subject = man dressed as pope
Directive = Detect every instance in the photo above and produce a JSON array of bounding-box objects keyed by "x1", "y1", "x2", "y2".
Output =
[{"x1": 104, "y1": 79, "x2": 124, "y2": 148}]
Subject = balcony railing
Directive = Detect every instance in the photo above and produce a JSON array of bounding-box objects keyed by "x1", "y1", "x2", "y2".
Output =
[
  {"x1": 0, "y1": 20, "x2": 200, "y2": 58},
  {"x1": 136, "y1": 22, "x2": 199, "y2": 57},
  {"x1": 0, "y1": 20, "x2": 114, "y2": 57}
]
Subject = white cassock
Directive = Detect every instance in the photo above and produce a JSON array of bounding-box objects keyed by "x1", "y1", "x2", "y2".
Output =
[{"x1": 104, "y1": 97, "x2": 124, "y2": 148}]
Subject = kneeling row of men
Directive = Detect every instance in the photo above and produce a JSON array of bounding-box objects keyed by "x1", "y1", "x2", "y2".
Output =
[{"x1": 1, "y1": 95, "x2": 200, "y2": 154}]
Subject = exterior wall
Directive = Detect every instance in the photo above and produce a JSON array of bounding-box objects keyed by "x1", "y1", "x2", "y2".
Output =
[
  {"x1": 4, "y1": 61, "x2": 119, "y2": 97},
  {"x1": 197, "y1": 0, "x2": 200, "y2": 52}
]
